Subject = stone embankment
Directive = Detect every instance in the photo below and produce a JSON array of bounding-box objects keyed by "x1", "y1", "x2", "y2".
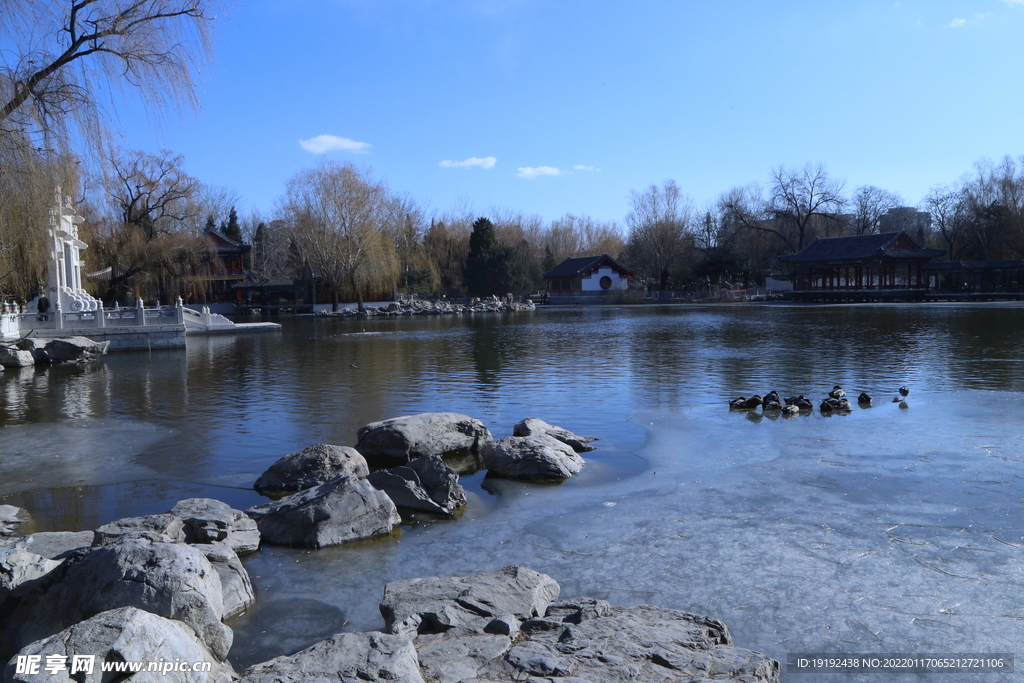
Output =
[
  {"x1": 1, "y1": 411, "x2": 780, "y2": 681},
  {"x1": 315, "y1": 298, "x2": 535, "y2": 318}
]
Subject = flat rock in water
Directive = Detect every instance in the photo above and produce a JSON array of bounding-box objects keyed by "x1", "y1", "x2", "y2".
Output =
[
  {"x1": 513, "y1": 417, "x2": 598, "y2": 452},
  {"x1": 380, "y1": 565, "x2": 560, "y2": 636},
  {"x1": 0, "y1": 347, "x2": 34, "y2": 368},
  {"x1": 254, "y1": 444, "x2": 369, "y2": 495},
  {"x1": 169, "y1": 498, "x2": 261, "y2": 556},
  {"x1": 481, "y1": 434, "x2": 585, "y2": 481},
  {"x1": 483, "y1": 602, "x2": 780, "y2": 682},
  {"x1": 3, "y1": 531, "x2": 94, "y2": 560},
  {"x1": 0, "y1": 505, "x2": 32, "y2": 538},
  {"x1": 92, "y1": 513, "x2": 186, "y2": 546},
  {"x1": 42, "y1": 336, "x2": 110, "y2": 362},
  {"x1": 4, "y1": 606, "x2": 235, "y2": 683},
  {"x1": 246, "y1": 475, "x2": 400, "y2": 549},
  {"x1": 239, "y1": 631, "x2": 424, "y2": 683},
  {"x1": 355, "y1": 412, "x2": 492, "y2": 471},
  {"x1": 367, "y1": 456, "x2": 466, "y2": 516},
  {"x1": 6, "y1": 537, "x2": 232, "y2": 661}
]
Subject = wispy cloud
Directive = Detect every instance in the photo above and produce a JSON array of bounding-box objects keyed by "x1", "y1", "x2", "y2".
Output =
[
  {"x1": 299, "y1": 135, "x2": 371, "y2": 154},
  {"x1": 439, "y1": 156, "x2": 497, "y2": 169},
  {"x1": 949, "y1": 17, "x2": 966, "y2": 27},
  {"x1": 517, "y1": 166, "x2": 562, "y2": 179},
  {"x1": 572, "y1": 165, "x2": 601, "y2": 172}
]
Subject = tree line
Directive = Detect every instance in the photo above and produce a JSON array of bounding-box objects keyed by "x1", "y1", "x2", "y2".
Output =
[{"x1": 4, "y1": 0, "x2": 1024, "y2": 305}]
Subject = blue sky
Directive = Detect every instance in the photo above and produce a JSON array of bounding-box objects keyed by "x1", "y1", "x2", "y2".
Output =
[{"x1": 114, "y1": 0, "x2": 1024, "y2": 225}]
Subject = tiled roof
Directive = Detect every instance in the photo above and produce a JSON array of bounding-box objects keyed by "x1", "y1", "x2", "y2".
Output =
[
  {"x1": 779, "y1": 231, "x2": 944, "y2": 263},
  {"x1": 542, "y1": 254, "x2": 634, "y2": 279}
]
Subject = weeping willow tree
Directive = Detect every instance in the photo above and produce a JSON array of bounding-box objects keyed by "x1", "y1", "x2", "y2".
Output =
[
  {"x1": 0, "y1": 133, "x2": 80, "y2": 299},
  {"x1": 0, "y1": 0, "x2": 217, "y2": 300},
  {"x1": 282, "y1": 162, "x2": 400, "y2": 311}
]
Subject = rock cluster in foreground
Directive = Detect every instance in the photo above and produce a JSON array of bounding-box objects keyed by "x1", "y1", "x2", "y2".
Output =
[
  {"x1": 238, "y1": 565, "x2": 780, "y2": 683},
  {"x1": 3, "y1": 499, "x2": 778, "y2": 683}
]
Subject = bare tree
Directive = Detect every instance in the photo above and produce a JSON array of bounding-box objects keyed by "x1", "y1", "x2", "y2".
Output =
[
  {"x1": 625, "y1": 179, "x2": 695, "y2": 290},
  {"x1": 87, "y1": 147, "x2": 206, "y2": 304},
  {"x1": 281, "y1": 161, "x2": 399, "y2": 311},
  {"x1": 0, "y1": 0, "x2": 215, "y2": 150},
  {"x1": 850, "y1": 185, "x2": 903, "y2": 235},
  {"x1": 769, "y1": 163, "x2": 846, "y2": 250}
]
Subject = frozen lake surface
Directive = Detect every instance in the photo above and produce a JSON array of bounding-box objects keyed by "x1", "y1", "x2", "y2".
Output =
[{"x1": 2, "y1": 303, "x2": 1024, "y2": 680}]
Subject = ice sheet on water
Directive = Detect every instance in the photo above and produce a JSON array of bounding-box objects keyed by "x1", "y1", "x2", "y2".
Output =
[
  {"x1": 229, "y1": 391, "x2": 1024, "y2": 681},
  {"x1": 0, "y1": 419, "x2": 175, "y2": 496}
]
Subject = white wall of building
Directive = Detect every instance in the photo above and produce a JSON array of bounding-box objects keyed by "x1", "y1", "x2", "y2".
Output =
[{"x1": 580, "y1": 266, "x2": 629, "y2": 292}]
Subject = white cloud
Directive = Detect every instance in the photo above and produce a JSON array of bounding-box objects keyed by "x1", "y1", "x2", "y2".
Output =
[
  {"x1": 299, "y1": 135, "x2": 371, "y2": 154},
  {"x1": 949, "y1": 17, "x2": 966, "y2": 27},
  {"x1": 517, "y1": 166, "x2": 562, "y2": 179},
  {"x1": 439, "y1": 156, "x2": 497, "y2": 169},
  {"x1": 572, "y1": 165, "x2": 601, "y2": 172}
]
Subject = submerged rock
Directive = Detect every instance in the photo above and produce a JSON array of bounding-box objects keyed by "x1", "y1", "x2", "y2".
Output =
[
  {"x1": 0, "y1": 505, "x2": 32, "y2": 538},
  {"x1": 246, "y1": 475, "x2": 400, "y2": 549},
  {"x1": 239, "y1": 631, "x2": 424, "y2": 683},
  {"x1": 169, "y1": 498, "x2": 261, "y2": 556},
  {"x1": 254, "y1": 444, "x2": 370, "y2": 495},
  {"x1": 355, "y1": 412, "x2": 492, "y2": 471},
  {"x1": 4, "y1": 606, "x2": 235, "y2": 683},
  {"x1": 481, "y1": 434, "x2": 585, "y2": 481},
  {"x1": 42, "y1": 336, "x2": 109, "y2": 362},
  {"x1": 367, "y1": 455, "x2": 466, "y2": 517},
  {"x1": 512, "y1": 417, "x2": 598, "y2": 452}
]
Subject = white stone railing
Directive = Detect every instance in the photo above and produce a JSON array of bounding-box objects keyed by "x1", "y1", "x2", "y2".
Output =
[{"x1": 4, "y1": 297, "x2": 185, "y2": 333}]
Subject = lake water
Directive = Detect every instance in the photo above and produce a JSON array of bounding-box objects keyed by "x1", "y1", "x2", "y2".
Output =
[{"x1": 3, "y1": 303, "x2": 1024, "y2": 681}]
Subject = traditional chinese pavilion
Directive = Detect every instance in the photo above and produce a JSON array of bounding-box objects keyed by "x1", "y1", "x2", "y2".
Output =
[{"x1": 779, "y1": 231, "x2": 945, "y2": 301}]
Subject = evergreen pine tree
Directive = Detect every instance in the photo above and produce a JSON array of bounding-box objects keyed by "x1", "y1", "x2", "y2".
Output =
[
  {"x1": 223, "y1": 207, "x2": 242, "y2": 243},
  {"x1": 464, "y1": 217, "x2": 499, "y2": 297}
]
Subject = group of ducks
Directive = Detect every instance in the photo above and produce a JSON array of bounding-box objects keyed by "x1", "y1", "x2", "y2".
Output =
[{"x1": 729, "y1": 385, "x2": 910, "y2": 415}]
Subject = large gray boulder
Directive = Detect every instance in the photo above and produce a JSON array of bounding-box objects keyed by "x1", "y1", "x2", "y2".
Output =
[
  {"x1": 366, "y1": 456, "x2": 466, "y2": 517},
  {"x1": 196, "y1": 541, "x2": 255, "y2": 620},
  {"x1": 14, "y1": 338, "x2": 48, "y2": 363},
  {"x1": 481, "y1": 434, "x2": 586, "y2": 481},
  {"x1": 0, "y1": 505, "x2": 32, "y2": 538},
  {"x1": 0, "y1": 547, "x2": 62, "y2": 604},
  {"x1": 4, "y1": 607, "x2": 235, "y2": 683},
  {"x1": 246, "y1": 475, "x2": 400, "y2": 549},
  {"x1": 7, "y1": 537, "x2": 233, "y2": 660},
  {"x1": 355, "y1": 412, "x2": 492, "y2": 471},
  {"x1": 0, "y1": 346, "x2": 34, "y2": 368},
  {"x1": 92, "y1": 513, "x2": 186, "y2": 546},
  {"x1": 42, "y1": 336, "x2": 109, "y2": 362},
  {"x1": 380, "y1": 565, "x2": 560, "y2": 636},
  {"x1": 169, "y1": 498, "x2": 261, "y2": 556},
  {"x1": 254, "y1": 444, "x2": 369, "y2": 495},
  {"x1": 513, "y1": 417, "x2": 598, "y2": 452},
  {"x1": 239, "y1": 631, "x2": 424, "y2": 683}
]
